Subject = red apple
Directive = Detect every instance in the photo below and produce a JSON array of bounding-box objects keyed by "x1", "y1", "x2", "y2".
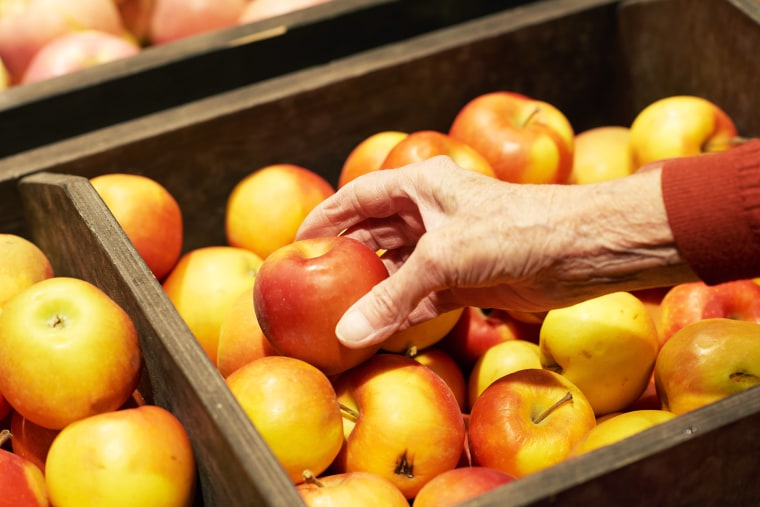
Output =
[
  {"x1": 0, "y1": 430, "x2": 48, "y2": 507},
  {"x1": 332, "y1": 353, "x2": 466, "y2": 499},
  {"x1": 658, "y1": 279, "x2": 760, "y2": 345},
  {"x1": 449, "y1": 91, "x2": 574, "y2": 184},
  {"x1": 150, "y1": 0, "x2": 247, "y2": 44},
  {"x1": 0, "y1": 277, "x2": 142, "y2": 430},
  {"x1": 468, "y1": 368, "x2": 596, "y2": 478},
  {"x1": 412, "y1": 466, "x2": 515, "y2": 507},
  {"x1": 254, "y1": 236, "x2": 389, "y2": 376},
  {"x1": 9, "y1": 411, "x2": 60, "y2": 474},
  {"x1": 296, "y1": 470, "x2": 408, "y2": 507}
]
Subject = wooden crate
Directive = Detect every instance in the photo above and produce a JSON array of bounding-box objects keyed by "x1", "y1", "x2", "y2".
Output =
[
  {"x1": 2, "y1": 0, "x2": 760, "y2": 505},
  {"x1": 0, "y1": 0, "x2": 531, "y2": 159}
]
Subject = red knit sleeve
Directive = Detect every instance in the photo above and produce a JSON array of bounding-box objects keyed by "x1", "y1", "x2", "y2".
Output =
[{"x1": 661, "y1": 139, "x2": 760, "y2": 285}]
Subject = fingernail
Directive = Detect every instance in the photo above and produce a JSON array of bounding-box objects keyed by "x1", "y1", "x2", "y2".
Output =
[{"x1": 336, "y1": 308, "x2": 375, "y2": 348}]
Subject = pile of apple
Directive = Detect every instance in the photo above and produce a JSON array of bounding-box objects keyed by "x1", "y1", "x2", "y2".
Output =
[
  {"x1": 0, "y1": 0, "x2": 332, "y2": 89},
  {"x1": 74, "y1": 90, "x2": 759, "y2": 506},
  {"x1": 0, "y1": 233, "x2": 197, "y2": 507}
]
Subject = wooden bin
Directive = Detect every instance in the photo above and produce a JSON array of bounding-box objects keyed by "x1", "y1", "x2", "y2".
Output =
[
  {"x1": 0, "y1": 0, "x2": 531, "y2": 159},
  {"x1": 2, "y1": 0, "x2": 760, "y2": 505}
]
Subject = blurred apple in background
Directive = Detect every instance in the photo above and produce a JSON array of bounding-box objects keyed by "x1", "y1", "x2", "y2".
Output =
[
  {"x1": 0, "y1": 233, "x2": 54, "y2": 310},
  {"x1": 149, "y1": 0, "x2": 247, "y2": 45},
  {"x1": 655, "y1": 318, "x2": 760, "y2": 415},
  {"x1": 21, "y1": 30, "x2": 140, "y2": 84},
  {"x1": 567, "y1": 409, "x2": 676, "y2": 458},
  {"x1": 569, "y1": 126, "x2": 634, "y2": 184},
  {"x1": 216, "y1": 285, "x2": 279, "y2": 378},
  {"x1": 226, "y1": 355, "x2": 344, "y2": 484},
  {"x1": 239, "y1": 0, "x2": 333, "y2": 24},
  {"x1": 412, "y1": 466, "x2": 515, "y2": 507},
  {"x1": 409, "y1": 347, "x2": 468, "y2": 412},
  {"x1": 449, "y1": 91, "x2": 574, "y2": 184},
  {"x1": 468, "y1": 368, "x2": 596, "y2": 478},
  {"x1": 380, "y1": 130, "x2": 496, "y2": 177},
  {"x1": 332, "y1": 353, "x2": 465, "y2": 499},
  {"x1": 0, "y1": 429, "x2": 48, "y2": 507},
  {"x1": 0, "y1": 277, "x2": 141, "y2": 430},
  {"x1": 657, "y1": 279, "x2": 760, "y2": 345},
  {"x1": 226, "y1": 163, "x2": 335, "y2": 260},
  {"x1": 0, "y1": 0, "x2": 126, "y2": 84},
  {"x1": 380, "y1": 308, "x2": 463, "y2": 354},
  {"x1": 0, "y1": 56, "x2": 9, "y2": 90},
  {"x1": 629, "y1": 95, "x2": 739, "y2": 167},
  {"x1": 91, "y1": 173, "x2": 183, "y2": 281},
  {"x1": 162, "y1": 245, "x2": 261, "y2": 366},
  {"x1": 45, "y1": 405, "x2": 196, "y2": 507},
  {"x1": 10, "y1": 410, "x2": 60, "y2": 474},
  {"x1": 297, "y1": 470, "x2": 408, "y2": 507},
  {"x1": 467, "y1": 339, "x2": 542, "y2": 411},
  {"x1": 254, "y1": 236, "x2": 388, "y2": 376},
  {"x1": 338, "y1": 130, "x2": 407, "y2": 188},
  {"x1": 539, "y1": 291, "x2": 660, "y2": 416},
  {"x1": 115, "y1": 0, "x2": 155, "y2": 44}
]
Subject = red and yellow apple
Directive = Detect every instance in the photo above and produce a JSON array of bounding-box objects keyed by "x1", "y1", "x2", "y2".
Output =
[
  {"x1": 449, "y1": 91, "x2": 574, "y2": 184},
  {"x1": 0, "y1": 430, "x2": 48, "y2": 507},
  {"x1": 409, "y1": 347, "x2": 468, "y2": 412},
  {"x1": 253, "y1": 236, "x2": 389, "y2": 375},
  {"x1": 91, "y1": 172, "x2": 183, "y2": 281},
  {"x1": 568, "y1": 409, "x2": 676, "y2": 457},
  {"x1": 225, "y1": 355, "x2": 344, "y2": 484},
  {"x1": 569, "y1": 126, "x2": 634, "y2": 184},
  {"x1": 0, "y1": 233, "x2": 54, "y2": 310},
  {"x1": 225, "y1": 163, "x2": 334, "y2": 260},
  {"x1": 469, "y1": 368, "x2": 596, "y2": 478},
  {"x1": 411, "y1": 466, "x2": 515, "y2": 507},
  {"x1": 655, "y1": 318, "x2": 760, "y2": 415},
  {"x1": 539, "y1": 291, "x2": 660, "y2": 416},
  {"x1": 332, "y1": 353, "x2": 466, "y2": 499},
  {"x1": 162, "y1": 245, "x2": 262, "y2": 366},
  {"x1": 338, "y1": 131, "x2": 408, "y2": 188},
  {"x1": 296, "y1": 470, "x2": 408, "y2": 507},
  {"x1": 0, "y1": 277, "x2": 141, "y2": 430},
  {"x1": 45, "y1": 405, "x2": 196, "y2": 507},
  {"x1": 629, "y1": 95, "x2": 739, "y2": 167}
]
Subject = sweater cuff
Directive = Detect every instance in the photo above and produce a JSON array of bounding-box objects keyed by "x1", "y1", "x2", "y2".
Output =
[{"x1": 661, "y1": 139, "x2": 760, "y2": 285}]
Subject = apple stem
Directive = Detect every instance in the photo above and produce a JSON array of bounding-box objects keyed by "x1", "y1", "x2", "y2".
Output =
[
  {"x1": 302, "y1": 469, "x2": 325, "y2": 487},
  {"x1": 704, "y1": 135, "x2": 755, "y2": 152},
  {"x1": 339, "y1": 402, "x2": 360, "y2": 421},
  {"x1": 533, "y1": 391, "x2": 573, "y2": 424},
  {"x1": 0, "y1": 429, "x2": 10, "y2": 447},
  {"x1": 404, "y1": 345, "x2": 419, "y2": 358},
  {"x1": 522, "y1": 106, "x2": 541, "y2": 127}
]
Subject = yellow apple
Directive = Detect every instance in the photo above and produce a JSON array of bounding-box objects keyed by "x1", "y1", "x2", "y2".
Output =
[
  {"x1": 568, "y1": 409, "x2": 676, "y2": 458},
  {"x1": 296, "y1": 470, "x2": 409, "y2": 507},
  {"x1": 569, "y1": 126, "x2": 634, "y2": 184},
  {"x1": 380, "y1": 308, "x2": 464, "y2": 354},
  {"x1": 225, "y1": 355, "x2": 344, "y2": 484},
  {"x1": 338, "y1": 130, "x2": 408, "y2": 188},
  {"x1": 539, "y1": 291, "x2": 660, "y2": 416},
  {"x1": 0, "y1": 233, "x2": 54, "y2": 310},
  {"x1": 162, "y1": 245, "x2": 262, "y2": 366},
  {"x1": 45, "y1": 405, "x2": 196, "y2": 507},
  {"x1": 0, "y1": 277, "x2": 142, "y2": 430}
]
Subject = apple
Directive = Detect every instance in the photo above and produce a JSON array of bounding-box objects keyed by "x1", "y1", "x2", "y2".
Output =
[
  {"x1": 162, "y1": 245, "x2": 262, "y2": 366},
  {"x1": 468, "y1": 368, "x2": 596, "y2": 478},
  {"x1": 539, "y1": 291, "x2": 660, "y2": 416},
  {"x1": 657, "y1": 279, "x2": 760, "y2": 345},
  {"x1": 115, "y1": 0, "x2": 155, "y2": 44},
  {"x1": 296, "y1": 470, "x2": 409, "y2": 507},
  {"x1": 569, "y1": 126, "x2": 634, "y2": 184},
  {"x1": 91, "y1": 172, "x2": 183, "y2": 281},
  {"x1": 0, "y1": 0, "x2": 126, "y2": 84},
  {"x1": 332, "y1": 353, "x2": 466, "y2": 499},
  {"x1": 629, "y1": 95, "x2": 739, "y2": 167},
  {"x1": 253, "y1": 236, "x2": 389, "y2": 376},
  {"x1": 225, "y1": 163, "x2": 335, "y2": 260},
  {"x1": 0, "y1": 233, "x2": 54, "y2": 310},
  {"x1": 149, "y1": 0, "x2": 247, "y2": 45},
  {"x1": 0, "y1": 276, "x2": 142, "y2": 430},
  {"x1": 9, "y1": 411, "x2": 60, "y2": 474},
  {"x1": 380, "y1": 130, "x2": 496, "y2": 178},
  {"x1": 239, "y1": 0, "x2": 333, "y2": 24},
  {"x1": 20, "y1": 30, "x2": 140, "y2": 84},
  {"x1": 45, "y1": 405, "x2": 196, "y2": 507},
  {"x1": 225, "y1": 355, "x2": 344, "y2": 484},
  {"x1": 0, "y1": 430, "x2": 48, "y2": 507},
  {"x1": 448, "y1": 91, "x2": 574, "y2": 184},
  {"x1": 380, "y1": 308, "x2": 464, "y2": 354},
  {"x1": 411, "y1": 466, "x2": 515, "y2": 507},
  {"x1": 655, "y1": 318, "x2": 760, "y2": 415},
  {"x1": 436, "y1": 306, "x2": 540, "y2": 374},
  {"x1": 338, "y1": 130, "x2": 408, "y2": 188},
  {"x1": 408, "y1": 347, "x2": 468, "y2": 412},
  {"x1": 467, "y1": 339, "x2": 543, "y2": 411},
  {"x1": 0, "y1": 56, "x2": 9, "y2": 90},
  {"x1": 567, "y1": 409, "x2": 676, "y2": 458},
  {"x1": 216, "y1": 285, "x2": 279, "y2": 378}
]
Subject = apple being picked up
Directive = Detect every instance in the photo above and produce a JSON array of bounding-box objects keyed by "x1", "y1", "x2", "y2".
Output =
[
  {"x1": 449, "y1": 91, "x2": 575, "y2": 184},
  {"x1": 254, "y1": 236, "x2": 389, "y2": 376},
  {"x1": 0, "y1": 430, "x2": 48, "y2": 507}
]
